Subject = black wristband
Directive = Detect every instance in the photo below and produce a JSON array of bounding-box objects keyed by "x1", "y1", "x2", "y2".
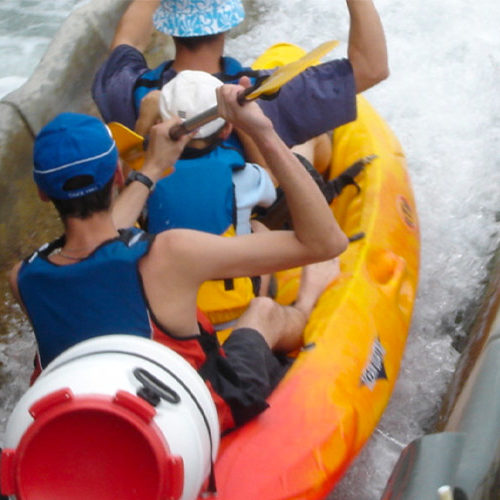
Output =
[{"x1": 125, "y1": 171, "x2": 155, "y2": 191}]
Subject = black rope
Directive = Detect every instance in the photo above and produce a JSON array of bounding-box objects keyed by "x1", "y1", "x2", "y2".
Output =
[{"x1": 255, "y1": 154, "x2": 377, "y2": 230}]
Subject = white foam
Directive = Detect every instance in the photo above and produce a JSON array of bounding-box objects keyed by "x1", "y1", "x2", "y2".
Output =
[
  {"x1": 0, "y1": 76, "x2": 27, "y2": 99},
  {"x1": 1, "y1": 0, "x2": 499, "y2": 498},
  {"x1": 0, "y1": 0, "x2": 81, "y2": 97},
  {"x1": 231, "y1": 0, "x2": 500, "y2": 497}
]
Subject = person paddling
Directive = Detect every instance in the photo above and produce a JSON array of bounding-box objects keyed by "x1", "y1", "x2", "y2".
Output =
[
  {"x1": 132, "y1": 69, "x2": 279, "y2": 327},
  {"x1": 9, "y1": 79, "x2": 348, "y2": 432},
  {"x1": 92, "y1": 0, "x2": 388, "y2": 171}
]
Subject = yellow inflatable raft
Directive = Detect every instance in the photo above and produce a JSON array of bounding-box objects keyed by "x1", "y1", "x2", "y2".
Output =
[{"x1": 204, "y1": 43, "x2": 420, "y2": 500}]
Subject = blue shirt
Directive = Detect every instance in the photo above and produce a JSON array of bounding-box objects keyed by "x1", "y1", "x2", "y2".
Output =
[{"x1": 92, "y1": 44, "x2": 356, "y2": 147}]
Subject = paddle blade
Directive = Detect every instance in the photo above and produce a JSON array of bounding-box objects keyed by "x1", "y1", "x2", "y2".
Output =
[
  {"x1": 244, "y1": 40, "x2": 339, "y2": 100},
  {"x1": 108, "y1": 122, "x2": 145, "y2": 171}
]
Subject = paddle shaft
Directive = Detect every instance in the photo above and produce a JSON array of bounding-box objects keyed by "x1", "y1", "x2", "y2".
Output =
[{"x1": 169, "y1": 86, "x2": 253, "y2": 140}]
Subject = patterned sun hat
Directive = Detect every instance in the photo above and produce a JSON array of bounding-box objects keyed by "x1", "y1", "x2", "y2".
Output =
[{"x1": 153, "y1": 0, "x2": 245, "y2": 37}]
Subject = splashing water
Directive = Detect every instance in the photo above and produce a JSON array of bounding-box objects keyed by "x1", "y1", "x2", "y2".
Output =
[{"x1": 1, "y1": 0, "x2": 499, "y2": 498}]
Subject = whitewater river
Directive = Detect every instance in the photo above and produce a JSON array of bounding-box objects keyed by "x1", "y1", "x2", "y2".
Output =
[{"x1": 1, "y1": 0, "x2": 499, "y2": 498}]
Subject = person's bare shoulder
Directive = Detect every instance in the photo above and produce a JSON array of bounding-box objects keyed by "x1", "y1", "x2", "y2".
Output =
[{"x1": 144, "y1": 229, "x2": 204, "y2": 274}]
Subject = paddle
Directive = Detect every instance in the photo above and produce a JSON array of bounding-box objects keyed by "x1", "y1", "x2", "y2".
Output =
[
  {"x1": 107, "y1": 122, "x2": 145, "y2": 171},
  {"x1": 109, "y1": 40, "x2": 338, "y2": 167},
  {"x1": 168, "y1": 39, "x2": 338, "y2": 140}
]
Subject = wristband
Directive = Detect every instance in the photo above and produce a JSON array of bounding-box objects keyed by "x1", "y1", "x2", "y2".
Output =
[{"x1": 125, "y1": 171, "x2": 155, "y2": 191}]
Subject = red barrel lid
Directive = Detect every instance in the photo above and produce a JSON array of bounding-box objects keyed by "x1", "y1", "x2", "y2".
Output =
[{"x1": 1, "y1": 388, "x2": 183, "y2": 500}]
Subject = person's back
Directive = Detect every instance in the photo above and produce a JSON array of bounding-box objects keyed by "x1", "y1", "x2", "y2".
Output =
[
  {"x1": 136, "y1": 70, "x2": 276, "y2": 326},
  {"x1": 18, "y1": 228, "x2": 153, "y2": 367}
]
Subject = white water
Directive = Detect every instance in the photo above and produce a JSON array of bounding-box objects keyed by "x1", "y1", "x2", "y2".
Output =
[
  {"x1": 0, "y1": 0, "x2": 86, "y2": 98},
  {"x1": 1, "y1": 0, "x2": 499, "y2": 498}
]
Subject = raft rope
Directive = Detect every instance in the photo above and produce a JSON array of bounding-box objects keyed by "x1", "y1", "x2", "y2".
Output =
[{"x1": 45, "y1": 348, "x2": 219, "y2": 496}]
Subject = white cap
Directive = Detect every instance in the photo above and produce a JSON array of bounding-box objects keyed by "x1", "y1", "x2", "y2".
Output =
[{"x1": 159, "y1": 70, "x2": 226, "y2": 139}]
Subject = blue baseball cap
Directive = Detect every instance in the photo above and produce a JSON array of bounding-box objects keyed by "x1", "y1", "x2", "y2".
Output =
[
  {"x1": 33, "y1": 113, "x2": 118, "y2": 200},
  {"x1": 153, "y1": 0, "x2": 245, "y2": 37}
]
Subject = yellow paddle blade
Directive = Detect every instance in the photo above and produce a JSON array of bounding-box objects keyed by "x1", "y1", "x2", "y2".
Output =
[
  {"x1": 107, "y1": 121, "x2": 145, "y2": 171},
  {"x1": 245, "y1": 40, "x2": 339, "y2": 100}
]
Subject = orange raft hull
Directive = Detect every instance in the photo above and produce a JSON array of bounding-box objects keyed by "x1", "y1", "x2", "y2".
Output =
[{"x1": 203, "y1": 44, "x2": 420, "y2": 500}]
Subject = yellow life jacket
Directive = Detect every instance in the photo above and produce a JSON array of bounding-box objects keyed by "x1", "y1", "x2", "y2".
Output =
[{"x1": 197, "y1": 226, "x2": 258, "y2": 328}]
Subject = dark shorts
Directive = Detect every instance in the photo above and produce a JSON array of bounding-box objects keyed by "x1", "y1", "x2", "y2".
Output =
[
  {"x1": 201, "y1": 328, "x2": 292, "y2": 430},
  {"x1": 224, "y1": 328, "x2": 291, "y2": 398}
]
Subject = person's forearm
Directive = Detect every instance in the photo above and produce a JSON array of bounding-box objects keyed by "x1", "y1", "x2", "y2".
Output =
[
  {"x1": 254, "y1": 129, "x2": 348, "y2": 257},
  {"x1": 111, "y1": 159, "x2": 164, "y2": 228},
  {"x1": 215, "y1": 80, "x2": 347, "y2": 257},
  {"x1": 111, "y1": 0, "x2": 160, "y2": 51},
  {"x1": 112, "y1": 181, "x2": 150, "y2": 229},
  {"x1": 112, "y1": 119, "x2": 191, "y2": 228},
  {"x1": 347, "y1": 0, "x2": 389, "y2": 93}
]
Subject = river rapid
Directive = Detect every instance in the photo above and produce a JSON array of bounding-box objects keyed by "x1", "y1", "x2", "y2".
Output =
[{"x1": 1, "y1": 0, "x2": 499, "y2": 498}]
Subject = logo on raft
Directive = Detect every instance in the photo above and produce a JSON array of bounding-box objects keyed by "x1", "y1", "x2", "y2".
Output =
[{"x1": 360, "y1": 337, "x2": 387, "y2": 390}]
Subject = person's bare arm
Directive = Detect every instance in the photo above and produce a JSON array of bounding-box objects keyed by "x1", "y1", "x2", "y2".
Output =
[
  {"x1": 235, "y1": 128, "x2": 276, "y2": 185},
  {"x1": 346, "y1": 0, "x2": 389, "y2": 93},
  {"x1": 111, "y1": 118, "x2": 192, "y2": 229},
  {"x1": 216, "y1": 79, "x2": 347, "y2": 260},
  {"x1": 140, "y1": 79, "x2": 348, "y2": 334},
  {"x1": 111, "y1": 0, "x2": 160, "y2": 51}
]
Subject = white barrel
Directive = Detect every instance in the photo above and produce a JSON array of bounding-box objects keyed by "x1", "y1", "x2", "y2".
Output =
[{"x1": 1, "y1": 334, "x2": 220, "y2": 500}]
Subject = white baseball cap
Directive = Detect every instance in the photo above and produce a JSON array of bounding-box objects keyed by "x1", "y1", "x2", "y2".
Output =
[{"x1": 159, "y1": 70, "x2": 226, "y2": 139}]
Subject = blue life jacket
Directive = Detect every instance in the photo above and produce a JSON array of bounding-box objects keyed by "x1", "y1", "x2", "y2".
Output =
[
  {"x1": 146, "y1": 136, "x2": 246, "y2": 235},
  {"x1": 133, "y1": 56, "x2": 261, "y2": 114},
  {"x1": 17, "y1": 228, "x2": 154, "y2": 368}
]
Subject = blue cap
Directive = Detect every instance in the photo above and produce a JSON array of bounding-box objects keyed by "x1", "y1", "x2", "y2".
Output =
[
  {"x1": 33, "y1": 113, "x2": 118, "y2": 200},
  {"x1": 153, "y1": 0, "x2": 245, "y2": 37}
]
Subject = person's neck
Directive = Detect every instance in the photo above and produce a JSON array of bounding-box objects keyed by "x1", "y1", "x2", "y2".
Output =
[
  {"x1": 172, "y1": 38, "x2": 225, "y2": 74},
  {"x1": 61, "y1": 212, "x2": 119, "y2": 258}
]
